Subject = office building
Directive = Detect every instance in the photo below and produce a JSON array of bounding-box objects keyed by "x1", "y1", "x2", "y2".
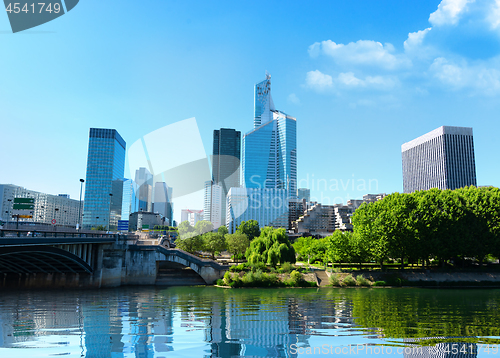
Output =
[
  {"x1": 402, "y1": 126, "x2": 477, "y2": 193},
  {"x1": 297, "y1": 188, "x2": 310, "y2": 202},
  {"x1": 242, "y1": 73, "x2": 297, "y2": 194},
  {"x1": 82, "y1": 128, "x2": 125, "y2": 230},
  {"x1": 0, "y1": 184, "x2": 81, "y2": 228},
  {"x1": 153, "y1": 182, "x2": 173, "y2": 226},
  {"x1": 211, "y1": 128, "x2": 241, "y2": 225},
  {"x1": 129, "y1": 211, "x2": 162, "y2": 231},
  {"x1": 181, "y1": 209, "x2": 204, "y2": 227},
  {"x1": 135, "y1": 167, "x2": 153, "y2": 212},
  {"x1": 121, "y1": 179, "x2": 137, "y2": 220},
  {"x1": 226, "y1": 187, "x2": 289, "y2": 233},
  {"x1": 203, "y1": 181, "x2": 223, "y2": 229}
]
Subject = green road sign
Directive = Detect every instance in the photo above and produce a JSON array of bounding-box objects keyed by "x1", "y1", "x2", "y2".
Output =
[
  {"x1": 13, "y1": 198, "x2": 34, "y2": 204},
  {"x1": 142, "y1": 225, "x2": 150, "y2": 229},
  {"x1": 13, "y1": 204, "x2": 34, "y2": 210}
]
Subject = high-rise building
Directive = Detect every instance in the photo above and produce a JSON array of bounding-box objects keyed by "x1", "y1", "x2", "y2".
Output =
[
  {"x1": 242, "y1": 74, "x2": 297, "y2": 194},
  {"x1": 209, "y1": 128, "x2": 241, "y2": 228},
  {"x1": 203, "y1": 181, "x2": 223, "y2": 229},
  {"x1": 181, "y1": 209, "x2": 204, "y2": 227},
  {"x1": 153, "y1": 182, "x2": 173, "y2": 226},
  {"x1": 402, "y1": 126, "x2": 477, "y2": 193},
  {"x1": 297, "y1": 188, "x2": 310, "y2": 202},
  {"x1": 82, "y1": 128, "x2": 126, "y2": 230},
  {"x1": 226, "y1": 187, "x2": 289, "y2": 233},
  {"x1": 121, "y1": 179, "x2": 137, "y2": 220},
  {"x1": 135, "y1": 167, "x2": 153, "y2": 212}
]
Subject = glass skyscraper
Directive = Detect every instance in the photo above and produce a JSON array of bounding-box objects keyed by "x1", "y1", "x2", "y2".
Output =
[
  {"x1": 402, "y1": 126, "x2": 477, "y2": 193},
  {"x1": 242, "y1": 74, "x2": 297, "y2": 194},
  {"x1": 83, "y1": 128, "x2": 126, "y2": 230}
]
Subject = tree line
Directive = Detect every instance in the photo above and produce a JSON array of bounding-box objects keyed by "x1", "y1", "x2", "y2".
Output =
[{"x1": 294, "y1": 186, "x2": 500, "y2": 268}]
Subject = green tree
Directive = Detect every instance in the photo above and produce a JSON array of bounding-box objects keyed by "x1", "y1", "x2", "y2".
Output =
[
  {"x1": 225, "y1": 233, "x2": 250, "y2": 263},
  {"x1": 175, "y1": 235, "x2": 204, "y2": 254},
  {"x1": 217, "y1": 225, "x2": 228, "y2": 236},
  {"x1": 178, "y1": 221, "x2": 195, "y2": 239},
  {"x1": 292, "y1": 236, "x2": 315, "y2": 264},
  {"x1": 245, "y1": 227, "x2": 295, "y2": 267},
  {"x1": 92, "y1": 225, "x2": 107, "y2": 231},
  {"x1": 203, "y1": 232, "x2": 226, "y2": 259},
  {"x1": 194, "y1": 220, "x2": 214, "y2": 236},
  {"x1": 237, "y1": 220, "x2": 260, "y2": 241}
]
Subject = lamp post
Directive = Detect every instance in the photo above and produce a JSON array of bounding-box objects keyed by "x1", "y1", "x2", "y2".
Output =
[
  {"x1": 108, "y1": 193, "x2": 113, "y2": 231},
  {"x1": 54, "y1": 208, "x2": 59, "y2": 232},
  {"x1": 78, "y1": 179, "x2": 84, "y2": 230}
]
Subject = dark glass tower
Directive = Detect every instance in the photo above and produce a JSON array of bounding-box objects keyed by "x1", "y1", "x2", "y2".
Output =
[
  {"x1": 83, "y1": 128, "x2": 125, "y2": 230},
  {"x1": 212, "y1": 128, "x2": 241, "y2": 192}
]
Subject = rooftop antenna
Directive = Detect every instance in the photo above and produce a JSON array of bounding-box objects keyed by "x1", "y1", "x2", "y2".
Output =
[{"x1": 265, "y1": 71, "x2": 271, "y2": 80}]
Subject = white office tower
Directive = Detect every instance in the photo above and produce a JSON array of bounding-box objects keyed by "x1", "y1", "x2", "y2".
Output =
[
  {"x1": 203, "y1": 181, "x2": 223, "y2": 229},
  {"x1": 402, "y1": 126, "x2": 477, "y2": 193}
]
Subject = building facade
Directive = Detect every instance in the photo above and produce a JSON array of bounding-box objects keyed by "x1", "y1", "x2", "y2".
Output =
[
  {"x1": 402, "y1": 126, "x2": 477, "y2": 193},
  {"x1": 82, "y1": 128, "x2": 126, "y2": 230},
  {"x1": 226, "y1": 187, "x2": 289, "y2": 233},
  {"x1": 242, "y1": 74, "x2": 297, "y2": 194},
  {"x1": 0, "y1": 184, "x2": 81, "y2": 228},
  {"x1": 153, "y1": 182, "x2": 173, "y2": 226},
  {"x1": 135, "y1": 167, "x2": 153, "y2": 212},
  {"x1": 181, "y1": 209, "x2": 204, "y2": 227},
  {"x1": 203, "y1": 181, "x2": 223, "y2": 229},
  {"x1": 129, "y1": 211, "x2": 162, "y2": 231},
  {"x1": 121, "y1": 179, "x2": 137, "y2": 221}
]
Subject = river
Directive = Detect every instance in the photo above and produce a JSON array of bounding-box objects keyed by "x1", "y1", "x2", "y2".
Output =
[{"x1": 0, "y1": 286, "x2": 499, "y2": 357}]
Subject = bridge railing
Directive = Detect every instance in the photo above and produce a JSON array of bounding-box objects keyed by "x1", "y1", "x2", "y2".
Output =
[{"x1": 0, "y1": 229, "x2": 130, "y2": 240}]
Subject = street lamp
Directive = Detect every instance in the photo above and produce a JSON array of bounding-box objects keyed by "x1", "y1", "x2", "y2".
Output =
[
  {"x1": 78, "y1": 179, "x2": 84, "y2": 230},
  {"x1": 108, "y1": 193, "x2": 113, "y2": 231}
]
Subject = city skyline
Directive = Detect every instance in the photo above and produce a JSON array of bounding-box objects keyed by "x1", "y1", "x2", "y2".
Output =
[{"x1": 1, "y1": 0, "x2": 500, "y2": 224}]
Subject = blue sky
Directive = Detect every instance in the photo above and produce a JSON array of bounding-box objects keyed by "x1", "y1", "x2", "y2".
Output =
[{"x1": 1, "y1": 0, "x2": 500, "y2": 221}]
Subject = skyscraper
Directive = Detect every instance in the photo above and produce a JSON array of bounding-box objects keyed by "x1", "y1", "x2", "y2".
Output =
[
  {"x1": 208, "y1": 128, "x2": 241, "y2": 228},
  {"x1": 153, "y1": 182, "x2": 173, "y2": 225},
  {"x1": 135, "y1": 167, "x2": 153, "y2": 212},
  {"x1": 83, "y1": 128, "x2": 126, "y2": 230},
  {"x1": 242, "y1": 74, "x2": 297, "y2": 194},
  {"x1": 402, "y1": 126, "x2": 477, "y2": 193}
]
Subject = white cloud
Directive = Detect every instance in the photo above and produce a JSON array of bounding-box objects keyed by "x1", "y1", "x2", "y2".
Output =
[
  {"x1": 487, "y1": 0, "x2": 500, "y2": 29},
  {"x1": 305, "y1": 70, "x2": 333, "y2": 90},
  {"x1": 430, "y1": 57, "x2": 500, "y2": 94},
  {"x1": 308, "y1": 39, "x2": 411, "y2": 70},
  {"x1": 429, "y1": 0, "x2": 475, "y2": 26},
  {"x1": 404, "y1": 28, "x2": 432, "y2": 53},
  {"x1": 338, "y1": 72, "x2": 398, "y2": 90},
  {"x1": 287, "y1": 93, "x2": 301, "y2": 104}
]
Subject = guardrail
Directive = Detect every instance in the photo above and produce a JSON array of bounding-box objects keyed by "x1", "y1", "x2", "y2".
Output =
[{"x1": 0, "y1": 229, "x2": 129, "y2": 239}]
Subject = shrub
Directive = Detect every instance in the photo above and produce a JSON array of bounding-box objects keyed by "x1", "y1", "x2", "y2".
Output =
[
  {"x1": 373, "y1": 281, "x2": 386, "y2": 286},
  {"x1": 342, "y1": 274, "x2": 357, "y2": 286},
  {"x1": 248, "y1": 261, "x2": 267, "y2": 272},
  {"x1": 223, "y1": 271, "x2": 232, "y2": 286},
  {"x1": 290, "y1": 270, "x2": 303, "y2": 283},
  {"x1": 229, "y1": 263, "x2": 246, "y2": 272},
  {"x1": 329, "y1": 273, "x2": 341, "y2": 286},
  {"x1": 356, "y1": 275, "x2": 372, "y2": 286},
  {"x1": 216, "y1": 278, "x2": 224, "y2": 286},
  {"x1": 279, "y1": 262, "x2": 294, "y2": 273}
]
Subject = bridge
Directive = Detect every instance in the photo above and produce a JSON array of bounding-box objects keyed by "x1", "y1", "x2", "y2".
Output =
[{"x1": 0, "y1": 229, "x2": 228, "y2": 288}]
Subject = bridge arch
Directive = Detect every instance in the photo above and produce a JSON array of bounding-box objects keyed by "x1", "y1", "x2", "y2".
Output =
[
  {"x1": 0, "y1": 246, "x2": 93, "y2": 274},
  {"x1": 153, "y1": 247, "x2": 228, "y2": 284}
]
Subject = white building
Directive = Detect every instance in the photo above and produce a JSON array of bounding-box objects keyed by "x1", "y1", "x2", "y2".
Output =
[
  {"x1": 203, "y1": 181, "x2": 223, "y2": 229},
  {"x1": 0, "y1": 184, "x2": 82, "y2": 228},
  {"x1": 402, "y1": 126, "x2": 477, "y2": 193},
  {"x1": 181, "y1": 209, "x2": 204, "y2": 227}
]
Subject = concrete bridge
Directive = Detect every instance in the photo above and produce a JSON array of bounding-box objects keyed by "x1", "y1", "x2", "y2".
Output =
[{"x1": 0, "y1": 229, "x2": 228, "y2": 288}]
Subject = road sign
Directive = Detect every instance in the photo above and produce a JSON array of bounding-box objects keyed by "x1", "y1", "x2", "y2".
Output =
[
  {"x1": 51, "y1": 219, "x2": 56, "y2": 225},
  {"x1": 118, "y1": 220, "x2": 129, "y2": 231},
  {"x1": 17, "y1": 215, "x2": 32, "y2": 219},
  {"x1": 13, "y1": 198, "x2": 34, "y2": 204},
  {"x1": 13, "y1": 204, "x2": 34, "y2": 210}
]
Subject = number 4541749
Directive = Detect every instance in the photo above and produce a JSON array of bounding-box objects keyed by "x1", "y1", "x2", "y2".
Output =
[{"x1": 5, "y1": 3, "x2": 62, "y2": 14}]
